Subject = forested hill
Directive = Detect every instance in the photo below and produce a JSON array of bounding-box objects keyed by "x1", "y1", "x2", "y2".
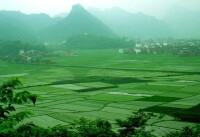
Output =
[
  {"x1": 0, "y1": 11, "x2": 37, "y2": 42},
  {"x1": 39, "y1": 4, "x2": 116, "y2": 41},
  {"x1": 0, "y1": 11, "x2": 59, "y2": 42}
]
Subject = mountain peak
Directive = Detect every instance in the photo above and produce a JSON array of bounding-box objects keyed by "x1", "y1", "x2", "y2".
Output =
[
  {"x1": 72, "y1": 4, "x2": 84, "y2": 9},
  {"x1": 40, "y1": 4, "x2": 115, "y2": 41},
  {"x1": 67, "y1": 4, "x2": 89, "y2": 18},
  {"x1": 71, "y1": 4, "x2": 86, "y2": 13}
]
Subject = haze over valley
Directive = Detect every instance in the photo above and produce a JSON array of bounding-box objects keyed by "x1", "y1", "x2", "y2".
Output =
[
  {"x1": 0, "y1": 3, "x2": 200, "y2": 42},
  {"x1": 0, "y1": 0, "x2": 200, "y2": 136}
]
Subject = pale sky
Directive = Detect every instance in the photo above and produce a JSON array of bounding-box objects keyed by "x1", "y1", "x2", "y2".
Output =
[{"x1": 0, "y1": 0, "x2": 200, "y2": 19}]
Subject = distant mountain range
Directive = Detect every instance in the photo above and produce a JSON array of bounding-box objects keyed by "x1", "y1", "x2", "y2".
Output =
[
  {"x1": 89, "y1": 6, "x2": 200, "y2": 39},
  {"x1": 88, "y1": 7, "x2": 173, "y2": 39},
  {"x1": 0, "y1": 4, "x2": 199, "y2": 43}
]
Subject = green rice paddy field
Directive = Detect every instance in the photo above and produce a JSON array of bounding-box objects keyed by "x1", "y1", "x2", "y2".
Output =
[{"x1": 0, "y1": 49, "x2": 200, "y2": 135}]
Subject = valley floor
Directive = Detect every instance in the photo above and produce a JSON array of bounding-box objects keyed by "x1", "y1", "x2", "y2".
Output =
[{"x1": 0, "y1": 49, "x2": 199, "y2": 135}]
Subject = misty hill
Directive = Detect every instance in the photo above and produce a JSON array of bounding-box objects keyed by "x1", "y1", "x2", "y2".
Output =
[
  {"x1": 0, "y1": 11, "x2": 37, "y2": 42},
  {"x1": 53, "y1": 12, "x2": 68, "y2": 18},
  {"x1": 0, "y1": 11, "x2": 59, "y2": 42},
  {"x1": 1, "y1": 5, "x2": 199, "y2": 44},
  {"x1": 0, "y1": 11, "x2": 59, "y2": 31},
  {"x1": 40, "y1": 4, "x2": 116, "y2": 41},
  {"x1": 89, "y1": 7, "x2": 173, "y2": 39},
  {"x1": 164, "y1": 6, "x2": 200, "y2": 39}
]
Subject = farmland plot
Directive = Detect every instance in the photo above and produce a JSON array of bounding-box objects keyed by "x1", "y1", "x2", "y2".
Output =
[{"x1": 1, "y1": 50, "x2": 199, "y2": 133}]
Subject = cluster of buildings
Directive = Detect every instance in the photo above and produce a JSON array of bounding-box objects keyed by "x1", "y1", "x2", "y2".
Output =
[
  {"x1": 17, "y1": 50, "x2": 37, "y2": 63},
  {"x1": 16, "y1": 50, "x2": 56, "y2": 64},
  {"x1": 120, "y1": 39, "x2": 200, "y2": 56},
  {"x1": 0, "y1": 49, "x2": 46, "y2": 64}
]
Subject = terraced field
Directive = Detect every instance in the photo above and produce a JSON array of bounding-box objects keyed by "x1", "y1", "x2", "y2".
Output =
[{"x1": 0, "y1": 50, "x2": 199, "y2": 135}]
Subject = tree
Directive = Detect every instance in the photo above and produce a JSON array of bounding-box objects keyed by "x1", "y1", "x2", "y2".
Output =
[
  {"x1": 116, "y1": 109, "x2": 156, "y2": 137},
  {"x1": 70, "y1": 117, "x2": 117, "y2": 137},
  {"x1": 0, "y1": 78, "x2": 38, "y2": 132},
  {"x1": 165, "y1": 125, "x2": 200, "y2": 137}
]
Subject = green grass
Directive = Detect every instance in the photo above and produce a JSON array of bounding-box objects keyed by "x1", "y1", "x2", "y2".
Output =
[
  {"x1": 48, "y1": 113, "x2": 90, "y2": 123},
  {"x1": 123, "y1": 101, "x2": 164, "y2": 108},
  {"x1": 87, "y1": 93, "x2": 142, "y2": 102},
  {"x1": 135, "y1": 85, "x2": 182, "y2": 92},
  {"x1": 76, "y1": 82, "x2": 114, "y2": 88},
  {"x1": 176, "y1": 85, "x2": 200, "y2": 94},
  {"x1": 21, "y1": 115, "x2": 67, "y2": 128},
  {"x1": 143, "y1": 106, "x2": 183, "y2": 114},
  {"x1": 78, "y1": 111, "x2": 129, "y2": 122},
  {"x1": 160, "y1": 103, "x2": 193, "y2": 109},
  {"x1": 153, "y1": 121, "x2": 195, "y2": 130},
  {"x1": 101, "y1": 106, "x2": 133, "y2": 115},
  {"x1": 1, "y1": 49, "x2": 200, "y2": 130},
  {"x1": 48, "y1": 101, "x2": 104, "y2": 112},
  {"x1": 172, "y1": 99, "x2": 200, "y2": 106},
  {"x1": 136, "y1": 96, "x2": 181, "y2": 102},
  {"x1": 107, "y1": 103, "x2": 148, "y2": 110},
  {"x1": 159, "y1": 92, "x2": 195, "y2": 98},
  {"x1": 51, "y1": 84, "x2": 89, "y2": 90},
  {"x1": 108, "y1": 89, "x2": 162, "y2": 95},
  {"x1": 48, "y1": 104, "x2": 98, "y2": 111}
]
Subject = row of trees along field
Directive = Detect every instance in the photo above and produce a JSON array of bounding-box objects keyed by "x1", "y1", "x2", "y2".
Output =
[
  {"x1": 0, "y1": 78, "x2": 199, "y2": 137},
  {"x1": 0, "y1": 40, "x2": 47, "y2": 55},
  {"x1": 0, "y1": 40, "x2": 52, "y2": 64}
]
